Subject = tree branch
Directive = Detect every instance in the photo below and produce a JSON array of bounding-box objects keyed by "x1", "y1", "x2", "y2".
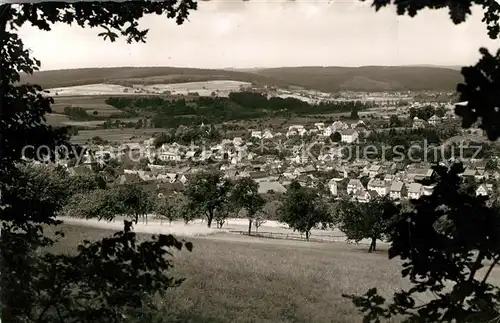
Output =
[{"x1": 482, "y1": 254, "x2": 500, "y2": 285}]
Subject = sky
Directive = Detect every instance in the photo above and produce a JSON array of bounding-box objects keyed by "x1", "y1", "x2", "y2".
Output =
[{"x1": 17, "y1": 0, "x2": 500, "y2": 70}]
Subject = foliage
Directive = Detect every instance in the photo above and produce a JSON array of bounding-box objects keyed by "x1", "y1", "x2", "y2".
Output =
[
  {"x1": 34, "y1": 220, "x2": 193, "y2": 323},
  {"x1": 389, "y1": 115, "x2": 401, "y2": 127},
  {"x1": 0, "y1": 2, "x2": 197, "y2": 322},
  {"x1": 105, "y1": 93, "x2": 373, "y2": 128},
  {"x1": 279, "y1": 181, "x2": 331, "y2": 241},
  {"x1": 154, "y1": 193, "x2": 184, "y2": 225},
  {"x1": 343, "y1": 1, "x2": 500, "y2": 321},
  {"x1": 344, "y1": 163, "x2": 500, "y2": 322},
  {"x1": 330, "y1": 131, "x2": 342, "y2": 142},
  {"x1": 231, "y1": 177, "x2": 266, "y2": 235},
  {"x1": 185, "y1": 171, "x2": 233, "y2": 228},
  {"x1": 334, "y1": 196, "x2": 397, "y2": 252},
  {"x1": 116, "y1": 184, "x2": 155, "y2": 224},
  {"x1": 456, "y1": 48, "x2": 500, "y2": 140}
]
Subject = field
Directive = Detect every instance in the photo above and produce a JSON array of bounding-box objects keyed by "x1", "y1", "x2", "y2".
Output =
[
  {"x1": 50, "y1": 95, "x2": 122, "y2": 116},
  {"x1": 70, "y1": 128, "x2": 165, "y2": 144},
  {"x1": 43, "y1": 220, "x2": 500, "y2": 323},
  {"x1": 44, "y1": 223, "x2": 402, "y2": 323}
]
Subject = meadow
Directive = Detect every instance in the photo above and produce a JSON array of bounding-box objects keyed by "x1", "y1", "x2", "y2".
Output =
[
  {"x1": 50, "y1": 95, "x2": 122, "y2": 116},
  {"x1": 42, "y1": 220, "x2": 500, "y2": 323},
  {"x1": 70, "y1": 128, "x2": 165, "y2": 144},
  {"x1": 44, "y1": 224, "x2": 402, "y2": 323}
]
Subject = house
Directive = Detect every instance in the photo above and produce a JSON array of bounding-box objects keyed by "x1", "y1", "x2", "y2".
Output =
[
  {"x1": 421, "y1": 185, "x2": 434, "y2": 196},
  {"x1": 262, "y1": 129, "x2": 274, "y2": 139},
  {"x1": 475, "y1": 169, "x2": 487, "y2": 181},
  {"x1": 251, "y1": 131, "x2": 262, "y2": 139},
  {"x1": 412, "y1": 117, "x2": 425, "y2": 129},
  {"x1": 347, "y1": 179, "x2": 365, "y2": 195},
  {"x1": 233, "y1": 137, "x2": 243, "y2": 146},
  {"x1": 461, "y1": 167, "x2": 477, "y2": 179},
  {"x1": 428, "y1": 115, "x2": 441, "y2": 126},
  {"x1": 389, "y1": 181, "x2": 404, "y2": 200},
  {"x1": 350, "y1": 120, "x2": 365, "y2": 129},
  {"x1": 249, "y1": 171, "x2": 269, "y2": 182},
  {"x1": 368, "y1": 165, "x2": 382, "y2": 178},
  {"x1": 340, "y1": 129, "x2": 359, "y2": 144},
  {"x1": 328, "y1": 179, "x2": 338, "y2": 196},
  {"x1": 476, "y1": 184, "x2": 491, "y2": 196},
  {"x1": 353, "y1": 190, "x2": 373, "y2": 203},
  {"x1": 286, "y1": 129, "x2": 298, "y2": 138},
  {"x1": 323, "y1": 127, "x2": 333, "y2": 137},
  {"x1": 407, "y1": 183, "x2": 423, "y2": 200},
  {"x1": 367, "y1": 179, "x2": 389, "y2": 196},
  {"x1": 407, "y1": 167, "x2": 434, "y2": 181},
  {"x1": 314, "y1": 122, "x2": 325, "y2": 130}
]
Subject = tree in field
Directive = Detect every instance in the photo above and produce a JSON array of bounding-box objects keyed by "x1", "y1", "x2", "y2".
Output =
[
  {"x1": 0, "y1": 2, "x2": 197, "y2": 322},
  {"x1": 185, "y1": 171, "x2": 233, "y2": 228},
  {"x1": 330, "y1": 131, "x2": 342, "y2": 142},
  {"x1": 154, "y1": 194, "x2": 181, "y2": 225},
  {"x1": 279, "y1": 181, "x2": 331, "y2": 241},
  {"x1": 334, "y1": 196, "x2": 397, "y2": 253},
  {"x1": 116, "y1": 184, "x2": 155, "y2": 224},
  {"x1": 350, "y1": 106, "x2": 359, "y2": 120},
  {"x1": 231, "y1": 177, "x2": 266, "y2": 235},
  {"x1": 62, "y1": 187, "x2": 121, "y2": 221}
]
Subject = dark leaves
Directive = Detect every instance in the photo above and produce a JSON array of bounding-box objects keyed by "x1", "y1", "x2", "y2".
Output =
[
  {"x1": 347, "y1": 164, "x2": 500, "y2": 321},
  {"x1": 1, "y1": 2, "x2": 198, "y2": 322},
  {"x1": 456, "y1": 48, "x2": 500, "y2": 140},
  {"x1": 363, "y1": 0, "x2": 500, "y2": 39}
]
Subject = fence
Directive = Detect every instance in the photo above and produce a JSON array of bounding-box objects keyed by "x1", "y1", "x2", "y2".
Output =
[{"x1": 227, "y1": 230, "x2": 345, "y2": 243}]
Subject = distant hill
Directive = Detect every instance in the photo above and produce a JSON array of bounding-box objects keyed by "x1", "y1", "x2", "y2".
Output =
[
  {"x1": 21, "y1": 65, "x2": 463, "y2": 92},
  {"x1": 20, "y1": 67, "x2": 290, "y2": 89},
  {"x1": 249, "y1": 66, "x2": 463, "y2": 92}
]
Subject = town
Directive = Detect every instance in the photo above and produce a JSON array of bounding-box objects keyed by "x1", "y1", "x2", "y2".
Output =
[
  {"x1": 30, "y1": 93, "x2": 497, "y2": 206},
  {"x1": 5, "y1": 1, "x2": 500, "y2": 323}
]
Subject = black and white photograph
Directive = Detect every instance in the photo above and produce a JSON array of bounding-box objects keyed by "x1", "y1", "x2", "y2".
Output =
[{"x1": 2, "y1": 1, "x2": 500, "y2": 322}]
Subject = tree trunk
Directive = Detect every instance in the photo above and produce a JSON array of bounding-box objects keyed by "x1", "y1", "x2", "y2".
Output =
[
  {"x1": 368, "y1": 237, "x2": 376, "y2": 253},
  {"x1": 305, "y1": 231, "x2": 310, "y2": 241},
  {"x1": 145, "y1": 214, "x2": 148, "y2": 225},
  {"x1": 248, "y1": 219, "x2": 253, "y2": 236},
  {"x1": 207, "y1": 211, "x2": 213, "y2": 228}
]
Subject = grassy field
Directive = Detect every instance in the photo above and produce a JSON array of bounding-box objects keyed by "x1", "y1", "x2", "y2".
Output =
[
  {"x1": 40, "y1": 224, "x2": 431, "y2": 323},
  {"x1": 70, "y1": 128, "x2": 164, "y2": 144},
  {"x1": 50, "y1": 95, "x2": 121, "y2": 116}
]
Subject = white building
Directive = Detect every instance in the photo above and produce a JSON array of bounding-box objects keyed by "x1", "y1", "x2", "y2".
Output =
[
  {"x1": 262, "y1": 129, "x2": 274, "y2": 139},
  {"x1": 251, "y1": 131, "x2": 262, "y2": 139},
  {"x1": 328, "y1": 179, "x2": 338, "y2": 196},
  {"x1": 340, "y1": 129, "x2": 359, "y2": 143},
  {"x1": 347, "y1": 179, "x2": 364, "y2": 195},
  {"x1": 428, "y1": 115, "x2": 441, "y2": 126},
  {"x1": 314, "y1": 122, "x2": 325, "y2": 130},
  {"x1": 407, "y1": 183, "x2": 423, "y2": 200},
  {"x1": 389, "y1": 181, "x2": 404, "y2": 200},
  {"x1": 367, "y1": 179, "x2": 389, "y2": 196}
]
